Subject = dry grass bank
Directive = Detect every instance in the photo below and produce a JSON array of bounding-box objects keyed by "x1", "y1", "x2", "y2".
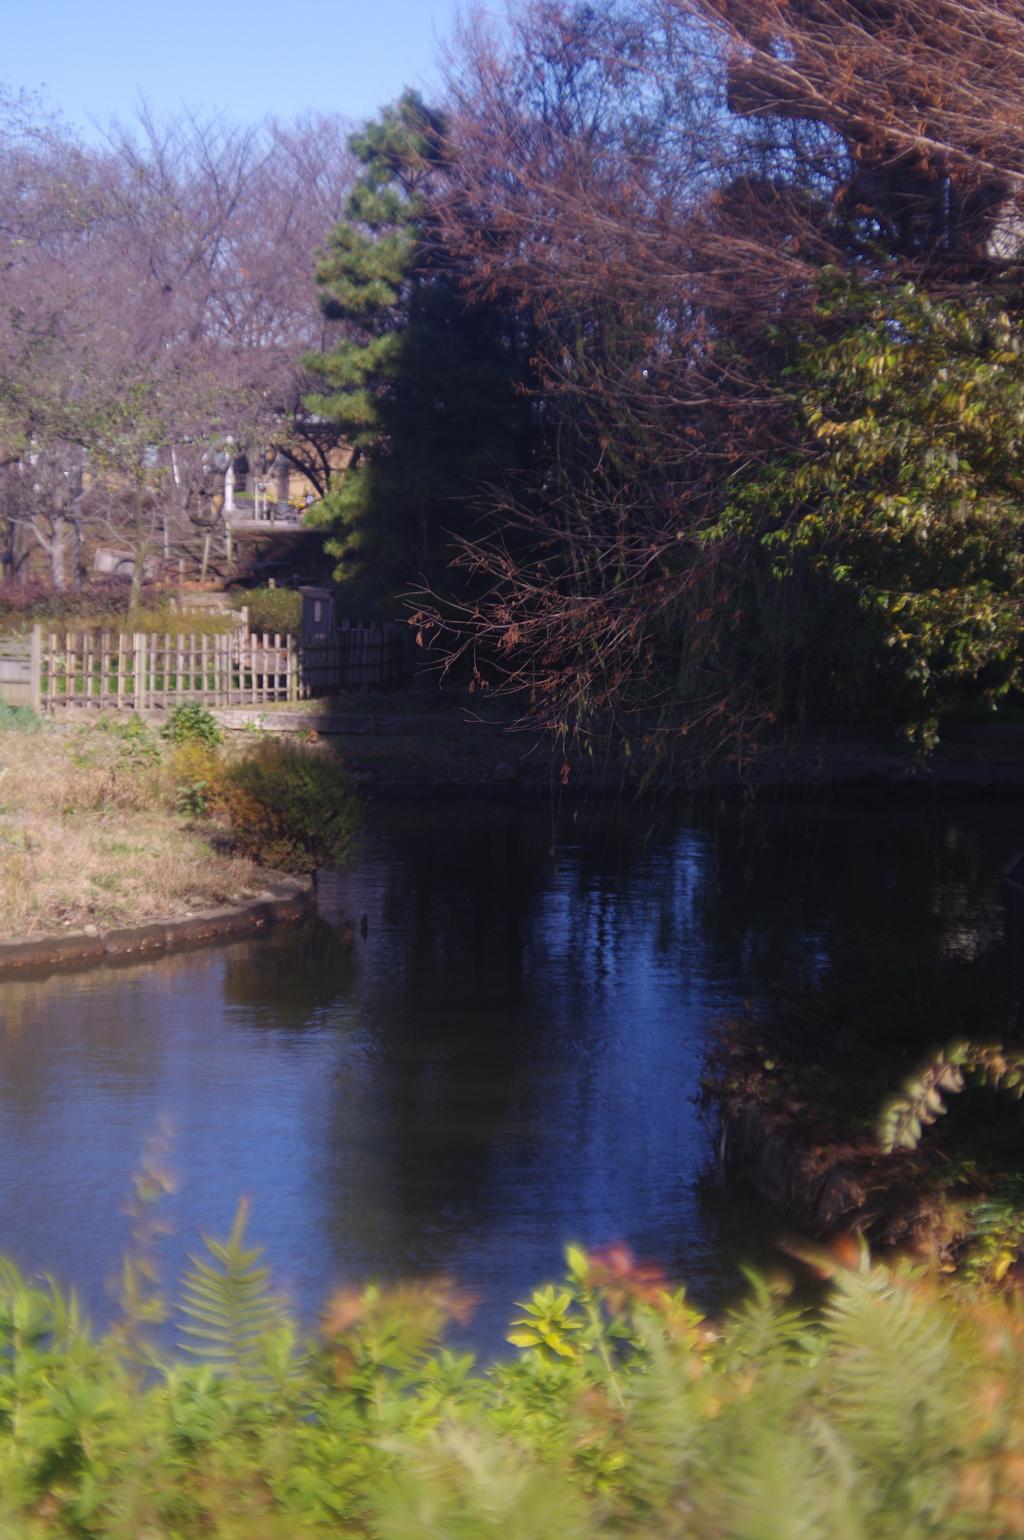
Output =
[{"x1": 0, "y1": 719, "x2": 264, "y2": 937}]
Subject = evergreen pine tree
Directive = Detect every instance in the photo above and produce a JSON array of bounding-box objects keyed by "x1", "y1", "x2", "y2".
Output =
[{"x1": 303, "y1": 91, "x2": 535, "y2": 609}]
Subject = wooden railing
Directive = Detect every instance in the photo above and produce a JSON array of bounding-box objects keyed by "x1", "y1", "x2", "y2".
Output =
[
  {"x1": 0, "y1": 622, "x2": 414, "y2": 714},
  {"x1": 40, "y1": 631, "x2": 296, "y2": 712}
]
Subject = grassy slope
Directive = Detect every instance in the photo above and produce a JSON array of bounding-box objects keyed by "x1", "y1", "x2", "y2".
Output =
[{"x1": 0, "y1": 720, "x2": 264, "y2": 935}]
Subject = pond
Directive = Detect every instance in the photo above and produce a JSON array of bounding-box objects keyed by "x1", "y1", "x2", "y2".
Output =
[{"x1": 0, "y1": 796, "x2": 1022, "y2": 1353}]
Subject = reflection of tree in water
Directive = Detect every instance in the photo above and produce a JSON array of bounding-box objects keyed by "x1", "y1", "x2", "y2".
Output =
[
  {"x1": 0, "y1": 948, "x2": 226, "y2": 1111},
  {"x1": 679, "y1": 804, "x2": 1020, "y2": 987},
  {"x1": 217, "y1": 807, "x2": 642, "y2": 1266},
  {"x1": 1, "y1": 799, "x2": 1021, "y2": 1338},
  {"x1": 338, "y1": 807, "x2": 559, "y2": 1248},
  {"x1": 216, "y1": 798, "x2": 1024, "y2": 1286},
  {"x1": 220, "y1": 922, "x2": 359, "y2": 1019}
]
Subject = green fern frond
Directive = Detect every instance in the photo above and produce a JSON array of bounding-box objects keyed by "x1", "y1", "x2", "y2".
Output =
[
  {"x1": 965, "y1": 1042, "x2": 1024, "y2": 1097},
  {"x1": 875, "y1": 1044, "x2": 966, "y2": 1152},
  {"x1": 875, "y1": 1040, "x2": 1024, "y2": 1152},
  {"x1": 821, "y1": 1266, "x2": 964, "y2": 1530},
  {"x1": 0, "y1": 1258, "x2": 84, "y2": 1357},
  {"x1": 177, "y1": 1198, "x2": 284, "y2": 1377}
]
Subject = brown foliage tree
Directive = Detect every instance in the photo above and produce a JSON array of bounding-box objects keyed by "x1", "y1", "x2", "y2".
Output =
[
  {"x1": 416, "y1": 0, "x2": 1024, "y2": 763},
  {"x1": 707, "y1": 0, "x2": 1024, "y2": 265}
]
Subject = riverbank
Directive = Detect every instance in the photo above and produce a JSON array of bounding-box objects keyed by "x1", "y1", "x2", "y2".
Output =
[
  {"x1": 0, "y1": 873, "x2": 313, "y2": 975},
  {"x1": 704, "y1": 932, "x2": 1024, "y2": 1280},
  {"x1": 200, "y1": 699, "x2": 1024, "y2": 801},
  {"x1": 30, "y1": 672, "x2": 1024, "y2": 798},
  {"x1": 0, "y1": 714, "x2": 328, "y2": 942},
  {"x1": 9, "y1": 697, "x2": 1024, "y2": 950}
]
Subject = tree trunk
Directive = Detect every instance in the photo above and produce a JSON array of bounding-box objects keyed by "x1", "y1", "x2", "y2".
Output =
[
  {"x1": 29, "y1": 510, "x2": 70, "y2": 590},
  {"x1": 50, "y1": 522, "x2": 67, "y2": 588},
  {"x1": 70, "y1": 462, "x2": 85, "y2": 591},
  {"x1": 11, "y1": 520, "x2": 32, "y2": 583},
  {"x1": 128, "y1": 488, "x2": 146, "y2": 616}
]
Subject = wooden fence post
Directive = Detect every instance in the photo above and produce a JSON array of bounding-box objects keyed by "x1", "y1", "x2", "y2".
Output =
[{"x1": 29, "y1": 625, "x2": 41, "y2": 716}]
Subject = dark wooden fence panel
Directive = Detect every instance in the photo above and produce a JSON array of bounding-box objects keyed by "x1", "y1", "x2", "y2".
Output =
[
  {"x1": 299, "y1": 620, "x2": 413, "y2": 695},
  {"x1": 0, "y1": 635, "x2": 34, "y2": 708}
]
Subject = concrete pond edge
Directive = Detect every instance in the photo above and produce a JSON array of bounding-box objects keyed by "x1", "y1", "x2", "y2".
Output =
[{"x1": 0, "y1": 874, "x2": 315, "y2": 977}]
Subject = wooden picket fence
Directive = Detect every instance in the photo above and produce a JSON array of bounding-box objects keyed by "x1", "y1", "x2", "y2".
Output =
[
  {"x1": 41, "y1": 631, "x2": 297, "y2": 712},
  {"x1": 0, "y1": 622, "x2": 414, "y2": 715}
]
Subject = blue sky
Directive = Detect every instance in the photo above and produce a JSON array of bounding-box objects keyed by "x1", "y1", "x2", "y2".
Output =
[{"x1": 4, "y1": 0, "x2": 474, "y2": 136}]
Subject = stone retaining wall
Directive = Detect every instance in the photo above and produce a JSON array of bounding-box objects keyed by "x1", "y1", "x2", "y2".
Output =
[{"x1": 0, "y1": 875, "x2": 314, "y2": 976}]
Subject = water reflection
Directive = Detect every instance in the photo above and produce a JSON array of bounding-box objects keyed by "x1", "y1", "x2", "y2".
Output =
[{"x1": 0, "y1": 797, "x2": 1021, "y2": 1351}]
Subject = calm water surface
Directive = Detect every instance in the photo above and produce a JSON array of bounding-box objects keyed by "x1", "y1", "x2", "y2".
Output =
[{"x1": 0, "y1": 797, "x2": 1022, "y2": 1350}]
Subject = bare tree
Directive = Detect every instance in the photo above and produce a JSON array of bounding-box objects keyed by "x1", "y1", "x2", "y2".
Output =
[
  {"x1": 415, "y1": 0, "x2": 1024, "y2": 761},
  {"x1": 701, "y1": 0, "x2": 1024, "y2": 265},
  {"x1": 0, "y1": 97, "x2": 356, "y2": 593}
]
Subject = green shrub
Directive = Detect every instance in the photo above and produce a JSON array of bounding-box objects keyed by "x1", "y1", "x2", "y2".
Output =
[
  {"x1": 175, "y1": 777, "x2": 212, "y2": 818},
  {"x1": 220, "y1": 739, "x2": 360, "y2": 871},
  {"x1": 163, "y1": 738, "x2": 221, "y2": 822},
  {"x1": 230, "y1": 584, "x2": 302, "y2": 637},
  {"x1": 1, "y1": 1218, "x2": 1024, "y2": 1540},
  {"x1": 0, "y1": 701, "x2": 41, "y2": 733},
  {"x1": 160, "y1": 702, "x2": 223, "y2": 749},
  {"x1": 160, "y1": 707, "x2": 222, "y2": 822},
  {"x1": 71, "y1": 713, "x2": 161, "y2": 770},
  {"x1": 128, "y1": 601, "x2": 239, "y2": 636},
  {"x1": 0, "y1": 582, "x2": 240, "y2": 637}
]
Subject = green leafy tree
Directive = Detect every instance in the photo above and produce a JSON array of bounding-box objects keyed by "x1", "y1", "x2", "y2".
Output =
[
  {"x1": 303, "y1": 90, "x2": 536, "y2": 609},
  {"x1": 713, "y1": 278, "x2": 1024, "y2": 738}
]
